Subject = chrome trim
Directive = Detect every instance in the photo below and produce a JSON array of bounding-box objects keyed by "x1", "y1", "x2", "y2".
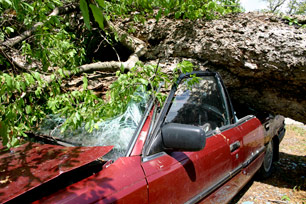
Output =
[
  {"x1": 230, "y1": 141, "x2": 241, "y2": 152},
  {"x1": 206, "y1": 115, "x2": 256, "y2": 139},
  {"x1": 186, "y1": 172, "x2": 233, "y2": 204},
  {"x1": 236, "y1": 115, "x2": 255, "y2": 126},
  {"x1": 242, "y1": 146, "x2": 265, "y2": 168}
]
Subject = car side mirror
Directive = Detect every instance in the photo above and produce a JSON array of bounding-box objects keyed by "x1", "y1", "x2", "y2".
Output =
[{"x1": 161, "y1": 123, "x2": 206, "y2": 152}]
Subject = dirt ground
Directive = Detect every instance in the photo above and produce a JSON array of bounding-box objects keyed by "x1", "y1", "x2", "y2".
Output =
[{"x1": 230, "y1": 124, "x2": 306, "y2": 204}]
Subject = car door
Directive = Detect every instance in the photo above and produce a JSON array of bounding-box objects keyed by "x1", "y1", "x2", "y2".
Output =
[{"x1": 141, "y1": 73, "x2": 235, "y2": 203}]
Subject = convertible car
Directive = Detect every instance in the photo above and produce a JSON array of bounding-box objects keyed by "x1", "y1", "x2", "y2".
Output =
[{"x1": 0, "y1": 71, "x2": 285, "y2": 203}]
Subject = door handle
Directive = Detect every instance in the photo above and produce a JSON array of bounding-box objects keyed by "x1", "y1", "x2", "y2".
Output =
[{"x1": 230, "y1": 141, "x2": 240, "y2": 152}]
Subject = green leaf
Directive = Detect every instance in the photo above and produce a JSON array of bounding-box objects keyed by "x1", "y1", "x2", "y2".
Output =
[
  {"x1": 58, "y1": 69, "x2": 65, "y2": 77},
  {"x1": 20, "y1": 82, "x2": 26, "y2": 91},
  {"x1": 24, "y1": 73, "x2": 35, "y2": 85},
  {"x1": 32, "y1": 72, "x2": 41, "y2": 81},
  {"x1": 138, "y1": 78, "x2": 148, "y2": 85},
  {"x1": 120, "y1": 64, "x2": 125, "y2": 73},
  {"x1": 35, "y1": 87, "x2": 42, "y2": 96},
  {"x1": 90, "y1": 4, "x2": 104, "y2": 30},
  {"x1": 96, "y1": 0, "x2": 105, "y2": 8},
  {"x1": 5, "y1": 27, "x2": 14, "y2": 34},
  {"x1": 3, "y1": 0, "x2": 12, "y2": 6},
  {"x1": 0, "y1": 122, "x2": 8, "y2": 146},
  {"x1": 82, "y1": 75, "x2": 88, "y2": 90},
  {"x1": 76, "y1": 112, "x2": 80, "y2": 120},
  {"x1": 25, "y1": 105, "x2": 32, "y2": 114},
  {"x1": 156, "y1": 9, "x2": 162, "y2": 22},
  {"x1": 281, "y1": 195, "x2": 290, "y2": 201},
  {"x1": 80, "y1": 0, "x2": 91, "y2": 30},
  {"x1": 72, "y1": 114, "x2": 78, "y2": 125},
  {"x1": 175, "y1": 11, "x2": 181, "y2": 19},
  {"x1": 207, "y1": 1, "x2": 216, "y2": 10},
  {"x1": 94, "y1": 123, "x2": 99, "y2": 129},
  {"x1": 12, "y1": 0, "x2": 20, "y2": 13},
  {"x1": 164, "y1": 8, "x2": 170, "y2": 16},
  {"x1": 85, "y1": 121, "x2": 90, "y2": 130},
  {"x1": 15, "y1": 81, "x2": 21, "y2": 92},
  {"x1": 178, "y1": 60, "x2": 194, "y2": 73},
  {"x1": 22, "y1": 2, "x2": 34, "y2": 12},
  {"x1": 10, "y1": 136, "x2": 19, "y2": 146},
  {"x1": 4, "y1": 74, "x2": 13, "y2": 88}
]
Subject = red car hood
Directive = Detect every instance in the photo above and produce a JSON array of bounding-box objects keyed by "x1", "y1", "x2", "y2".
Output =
[{"x1": 0, "y1": 142, "x2": 113, "y2": 203}]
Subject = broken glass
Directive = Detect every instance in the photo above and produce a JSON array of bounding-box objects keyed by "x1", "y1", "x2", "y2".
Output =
[{"x1": 37, "y1": 87, "x2": 150, "y2": 160}]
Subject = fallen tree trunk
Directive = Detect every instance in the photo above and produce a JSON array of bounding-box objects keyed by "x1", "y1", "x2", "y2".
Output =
[
  {"x1": 127, "y1": 12, "x2": 306, "y2": 123},
  {"x1": 2, "y1": 9, "x2": 305, "y2": 123}
]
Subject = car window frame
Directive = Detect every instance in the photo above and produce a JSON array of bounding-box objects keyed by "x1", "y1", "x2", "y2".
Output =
[
  {"x1": 142, "y1": 71, "x2": 236, "y2": 159},
  {"x1": 125, "y1": 96, "x2": 155, "y2": 157}
]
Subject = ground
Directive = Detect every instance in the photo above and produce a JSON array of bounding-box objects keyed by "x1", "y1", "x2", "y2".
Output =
[{"x1": 230, "y1": 124, "x2": 306, "y2": 204}]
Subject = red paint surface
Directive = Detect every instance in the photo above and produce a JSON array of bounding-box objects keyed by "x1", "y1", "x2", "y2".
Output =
[
  {"x1": 0, "y1": 116, "x2": 266, "y2": 203},
  {"x1": 199, "y1": 152, "x2": 265, "y2": 204},
  {"x1": 142, "y1": 131, "x2": 232, "y2": 203},
  {"x1": 239, "y1": 118, "x2": 265, "y2": 164},
  {"x1": 223, "y1": 126, "x2": 244, "y2": 170},
  {"x1": 36, "y1": 156, "x2": 148, "y2": 204},
  {"x1": 0, "y1": 142, "x2": 113, "y2": 203},
  {"x1": 141, "y1": 118, "x2": 265, "y2": 203}
]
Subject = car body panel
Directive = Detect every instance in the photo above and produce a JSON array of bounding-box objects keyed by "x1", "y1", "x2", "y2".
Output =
[
  {"x1": 0, "y1": 143, "x2": 113, "y2": 204},
  {"x1": 198, "y1": 152, "x2": 264, "y2": 204},
  {"x1": 222, "y1": 126, "x2": 243, "y2": 171},
  {"x1": 239, "y1": 117, "x2": 265, "y2": 165},
  {"x1": 35, "y1": 156, "x2": 148, "y2": 204},
  {"x1": 141, "y1": 131, "x2": 232, "y2": 203}
]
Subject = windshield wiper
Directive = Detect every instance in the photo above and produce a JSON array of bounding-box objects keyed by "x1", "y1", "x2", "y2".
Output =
[{"x1": 27, "y1": 132, "x2": 82, "y2": 147}]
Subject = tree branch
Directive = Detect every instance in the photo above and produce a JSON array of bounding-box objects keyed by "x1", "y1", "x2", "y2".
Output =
[
  {"x1": 2, "y1": 2, "x2": 147, "y2": 85},
  {"x1": 270, "y1": 0, "x2": 287, "y2": 12},
  {"x1": 0, "y1": 3, "x2": 78, "y2": 50}
]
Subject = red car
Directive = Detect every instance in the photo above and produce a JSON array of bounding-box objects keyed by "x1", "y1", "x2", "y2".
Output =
[{"x1": 0, "y1": 71, "x2": 285, "y2": 203}]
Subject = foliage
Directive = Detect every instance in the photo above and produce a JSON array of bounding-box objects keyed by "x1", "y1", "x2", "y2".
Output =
[
  {"x1": 261, "y1": 0, "x2": 306, "y2": 14},
  {"x1": 0, "y1": 0, "x2": 241, "y2": 148},
  {"x1": 0, "y1": 71, "x2": 62, "y2": 148},
  {"x1": 0, "y1": 0, "x2": 86, "y2": 72},
  {"x1": 286, "y1": 0, "x2": 306, "y2": 15},
  {"x1": 281, "y1": 195, "x2": 291, "y2": 201},
  {"x1": 0, "y1": 0, "x2": 62, "y2": 27},
  {"x1": 0, "y1": 0, "x2": 62, "y2": 41},
  {"x1": 0, "y1": 59, "x2": 196, "y2": 147},
  {"x1": 47, "y1": 61, "x2": 197, "y2": 134},
  {"x1": 80, "y1": 0, "x2": 242, "y2": 29},
  {"x1": 21, "y1": 29, "x2": 86, "y2": 72},
  {"x1": 262, "y1": 0, "x2": 286, "y2": 13},
  {"x1": 283, "y1": 15, "x2": 306, "y2": 28}
]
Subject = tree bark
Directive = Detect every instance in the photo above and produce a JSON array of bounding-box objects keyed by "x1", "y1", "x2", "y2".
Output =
[
  {"x1": 2, "y1": 9, "x2": 305, "y2": 123},
  {"x1": 129, "y1": 12, "x2": 306, "y2": 123}
]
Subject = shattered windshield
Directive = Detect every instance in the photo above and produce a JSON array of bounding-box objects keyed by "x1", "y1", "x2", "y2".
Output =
[{"x1": 37, "y1": 88, "x2": 150, "y2": 160}]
